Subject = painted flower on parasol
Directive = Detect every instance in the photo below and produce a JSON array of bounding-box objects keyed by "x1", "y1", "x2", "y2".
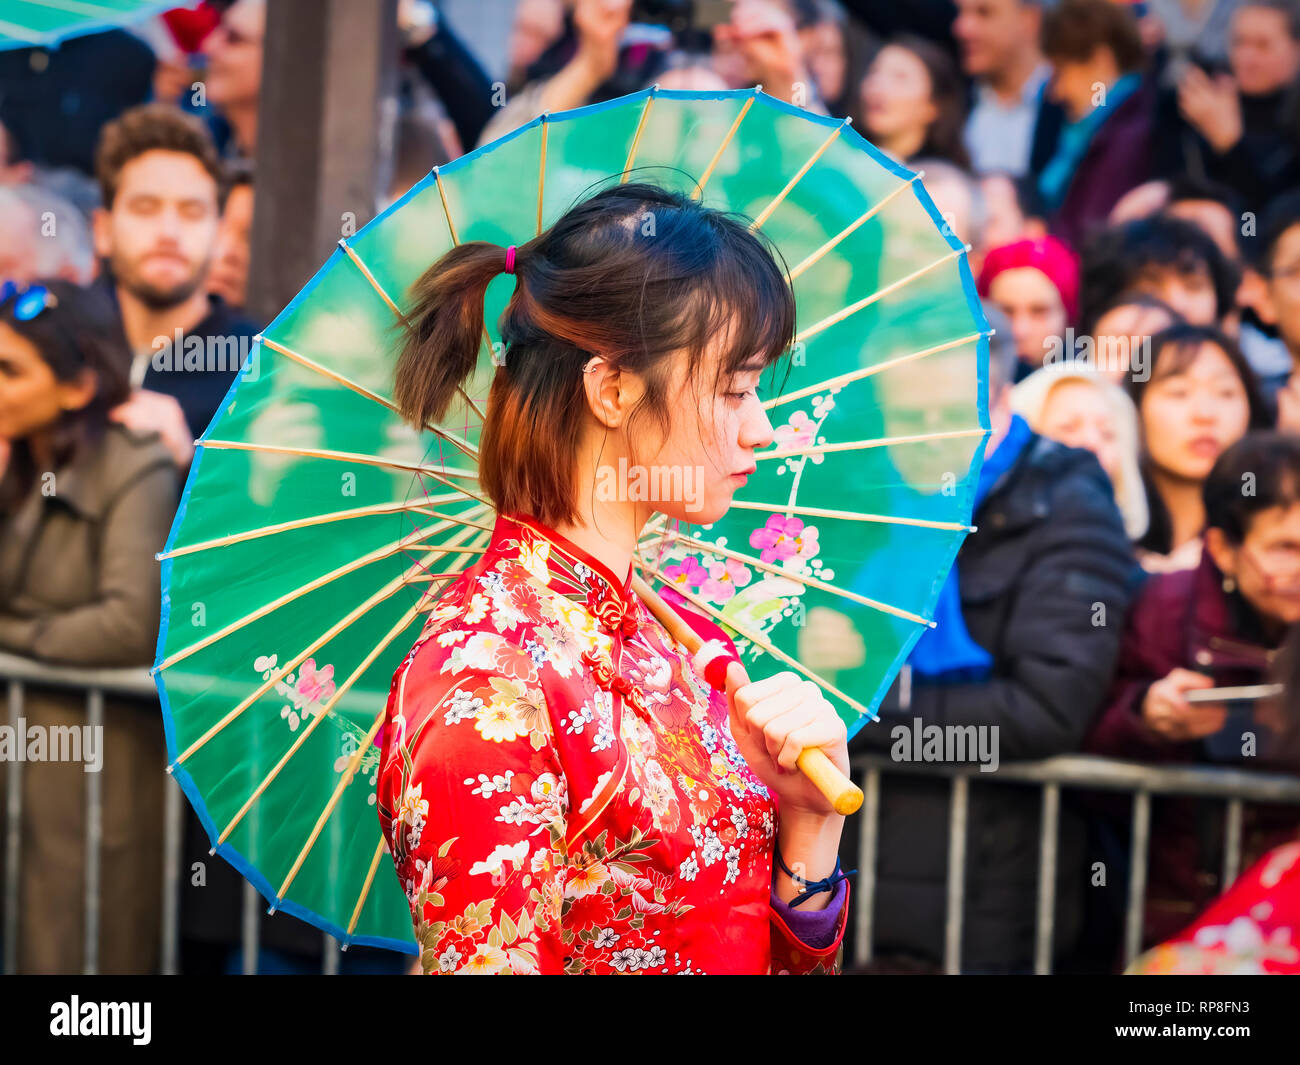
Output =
[{"x1": 152, "y1": 87, "x2": 989, "y2": 953}]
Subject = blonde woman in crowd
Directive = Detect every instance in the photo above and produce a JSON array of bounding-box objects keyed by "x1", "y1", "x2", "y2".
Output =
[{"x1": 1011, "y1": 362, "x2": 1149, "y2": 543}]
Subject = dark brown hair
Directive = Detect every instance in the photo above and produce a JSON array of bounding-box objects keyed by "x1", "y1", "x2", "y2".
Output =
[
  {"x1": 862, "y1": 35, "x2": 971, "y2": 169},
  {"x1": 1129, "y1": 323, "x2": 1270, "y2": 554},
  {"x1": 95, "y1": 103, "x2": 227, "y2": 211},
  {"x1": 394, "y1": 181, "x2": 795, "y2": 527},
  {"x1": 1204, "y1": 431, "x2": 1300, "y2": 544},
  {"x1": 0, "y1": 280, "x2": 131, "y2": 508},
  {"x1": 1216, "y1": 433, "x2": 1300, "y2": 771},
  {"x1": 1042, "y1": 0, "x2": 1145, "y2": 74}
]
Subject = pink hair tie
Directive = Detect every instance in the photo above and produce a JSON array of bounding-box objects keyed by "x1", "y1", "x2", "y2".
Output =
[{"x1": 503, "y1": 245, "x2": 516, "y2": 274}]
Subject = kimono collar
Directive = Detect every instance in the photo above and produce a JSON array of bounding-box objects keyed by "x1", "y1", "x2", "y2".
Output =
[{"x1": 492, "y1": 513, "x2": 640, "y2": 634}]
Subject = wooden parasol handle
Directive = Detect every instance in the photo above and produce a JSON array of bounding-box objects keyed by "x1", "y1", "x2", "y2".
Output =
[{"x1": 632, "y1": 575, "x2": 863, "y2": 816}]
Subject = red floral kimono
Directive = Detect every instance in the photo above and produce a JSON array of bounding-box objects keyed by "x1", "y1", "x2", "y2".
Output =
[
  {"x1": 376, "y1": 513, "x2": 849, "y2": 974},
  {"x1": 1127, "y1": 841, "x2": 1300, "y2": 974}
]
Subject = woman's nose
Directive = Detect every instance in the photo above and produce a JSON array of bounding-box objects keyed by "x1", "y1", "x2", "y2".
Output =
[{"x1": 743, "y1": 403, "x2": 775, "y2": 450}]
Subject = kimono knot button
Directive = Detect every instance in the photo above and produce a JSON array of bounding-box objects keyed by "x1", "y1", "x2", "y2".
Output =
[
  {"x1": 581, "y1": 649, "x2": 616, "y2": 689},
  {"x1": 591, "y1": 592, "x2": 634, "y2": 637},
  {"x1": 611, "y1": 675, "x2": 649, "y2": 717}
]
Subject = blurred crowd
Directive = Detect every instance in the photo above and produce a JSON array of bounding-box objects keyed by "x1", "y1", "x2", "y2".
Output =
[{"x1": 2, "y1": 0, "x2": 1300, "y2": 975}]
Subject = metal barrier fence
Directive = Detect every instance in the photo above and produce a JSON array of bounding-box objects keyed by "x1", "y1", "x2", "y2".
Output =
[
  {"x1": 848, "y1": 752, "x2": 1300, "y2": 974},
  {"x1": 0, "y1": 651, "x2": 346, "y2": 976},
  {"x1": 3, "y1": 650, "x2": 1299, "y2": 975}
]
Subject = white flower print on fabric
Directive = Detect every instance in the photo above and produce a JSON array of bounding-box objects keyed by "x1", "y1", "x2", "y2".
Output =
[
  {"x1": 730, "y1": 808, "x2": 749, "y2": 838},
  {"x1": 723, "y1": 845, "x2": 742, "y2": 886},
  {"x1": 701, "y1": 828, "x2": 725, "y2": 867},
  {"x1": 577, "y1": 768, "x2": 615, "y2": 816},
  {"x1": 536, "y1": 623, "x2": 581, "y2": 678},
  {"x1": 398, "y1": 782, "x2": 428, "y2": 853},
  {"x1": 463, "y1": 593, "x2": 489, "y2": 624},
  {"x1": 444, "y1": 689, "x2": 483, "y2": 724},
  {"x1": 467, "y1": 839, "x2": 530, "y2": 878},
  {"x1": 496, "y1": 771, "x2": 567, "y2": 832},
  {"x1": 566, "y1": 701, "x2": 595, "y2": 736},
  {"x1": 465, "y1": 771, "x2": 515, "y2": 798}
]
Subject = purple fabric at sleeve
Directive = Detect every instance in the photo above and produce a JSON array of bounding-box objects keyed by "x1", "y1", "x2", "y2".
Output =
[{"x1": 770, "y1": 875, "x2": 848, "y2": 950}]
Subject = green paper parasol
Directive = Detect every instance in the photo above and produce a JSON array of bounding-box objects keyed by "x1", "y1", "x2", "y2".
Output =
[
  {"x1": 153, "y1": 87, "x2": 990, "y2": 952},
  {"x1": 0, "y1": 0, "x2": 190, "y2": 49}
]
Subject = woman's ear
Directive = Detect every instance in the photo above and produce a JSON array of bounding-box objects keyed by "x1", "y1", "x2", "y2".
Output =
[
  {"x1": 1204, "y1": 526, "x2": 1238, "y2": 581},
  {"x1": 56, "y1": 368, "x2": 98, "y2": 414},
  {"x1": 581, "y1": 357, "x2": 643, "y2": 430}
]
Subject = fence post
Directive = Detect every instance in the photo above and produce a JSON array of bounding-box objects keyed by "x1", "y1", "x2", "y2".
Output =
[
  {"x1": 161, "y1": 776, "x2": 184, "y2": 974},
  {"x1": 323, "y1": 933, "x2": 340, "y2": 974},
  {"x1": 852, "y1": 765, "x2": 880, "y2": 969},
  {"x1": 242, "y1": 879, "x2": 260, "y2": 975},
  {"x1": 1033, "y1": 782, "x2": 1059, "y2": 975},
  {"x1": 1222, "y1": 797, "x2": 1243, "y2": 892},
  {"x1": 1123, "y1": 789, "x2": 1151, "y2": 967},
  {"x1": 944, "y1": 774, "x2": 968, "y2": 975},
  {"x1": 3, "y1": 681, "x2": 22, "y2": 974},
  {"x1": 83, "y1": 687, "x2": 103, "y2": 976}
]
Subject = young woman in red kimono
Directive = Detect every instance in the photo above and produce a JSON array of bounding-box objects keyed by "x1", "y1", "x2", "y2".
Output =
[{"x1": 375, "y1": 183, "x2": 853, "y2": 974}]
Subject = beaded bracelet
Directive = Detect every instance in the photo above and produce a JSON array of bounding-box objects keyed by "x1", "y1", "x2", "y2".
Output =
[{"x1": 774, "y1": 845, "x2": 856, "y2": 909}]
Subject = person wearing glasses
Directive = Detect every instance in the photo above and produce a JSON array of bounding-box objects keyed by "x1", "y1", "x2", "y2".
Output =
[
  {"x1": 0, "y1": 280, "x2": 177, "y2": 973},
  {"x1": 1084, "y1": 432, "x2": 1300, "y2": 964},
  {"x1": 200, "y1": 0, "x2": 265, "y2": 162}
]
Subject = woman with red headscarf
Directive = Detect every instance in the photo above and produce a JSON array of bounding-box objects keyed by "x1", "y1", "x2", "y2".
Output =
[{"x1": 977, "y1": 235, "x2": 1081, "y2": 383}]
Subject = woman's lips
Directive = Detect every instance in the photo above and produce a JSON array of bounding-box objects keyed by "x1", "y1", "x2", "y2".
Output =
[{"x1": 1187, "y1": 435, "x2": 1222, "y2": 458}]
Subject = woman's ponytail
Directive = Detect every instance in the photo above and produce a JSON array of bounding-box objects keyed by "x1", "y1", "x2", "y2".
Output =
[{"x1": 394, "y1": 241, "x2": 510, "y2": 427}]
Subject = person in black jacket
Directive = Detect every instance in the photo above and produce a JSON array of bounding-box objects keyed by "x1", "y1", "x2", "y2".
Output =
[
  {"x1": 846, "y1": 305, "x2": 1140, "y2": 972},
  {"x1": 398, "y1": 0, "x2": 497, "y2": 154},
  {"x1": 0, "y1": 29, "x2": 154, "y2": 176},
  {"x1": 91, "y1": 103, "x2": 263, "y2": 466},
  {"x1": 1153, "y1": 0, "x2": 1300, "y2": 213}
]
